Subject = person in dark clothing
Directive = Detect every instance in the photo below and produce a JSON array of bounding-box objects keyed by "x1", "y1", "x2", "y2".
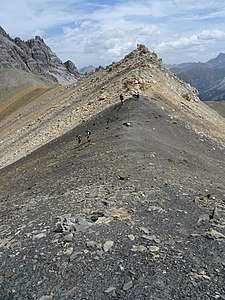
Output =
[
  {"x1": 76, "y1": 135, "x2": 82, "y2": 144},
  {"x1": 120, "y1": 94, "x2": 124, "y2": 105}
]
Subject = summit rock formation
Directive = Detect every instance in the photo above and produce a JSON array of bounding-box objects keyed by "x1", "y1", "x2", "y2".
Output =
[{"x1": 0, "y1": 26, "x2": 80, "y2": 84}]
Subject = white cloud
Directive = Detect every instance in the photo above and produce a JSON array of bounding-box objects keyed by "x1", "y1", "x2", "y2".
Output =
[
  {"x1": 1, "y1": 0, "x2": 225, "y2": 67},
  {"x1": 198, "y1": 30, "x2": 225, "y2": 40},
  {"x1": 158, "y1": 29, "x2": 225, "y2": 52}
]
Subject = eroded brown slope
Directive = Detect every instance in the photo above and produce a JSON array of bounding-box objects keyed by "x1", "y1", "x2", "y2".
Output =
[{"x1": 0, "y1": 85, "x2": 54, "y2": 123}]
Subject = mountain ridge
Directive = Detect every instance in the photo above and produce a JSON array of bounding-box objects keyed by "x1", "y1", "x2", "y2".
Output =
[{"x1": 1, "y1": 44, "x2": 225, "y2": 169}]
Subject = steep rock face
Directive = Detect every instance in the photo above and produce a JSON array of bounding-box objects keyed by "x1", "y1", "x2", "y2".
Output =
[
  {"x1": 0, "y1": 26, "x2": 80, "y2": 84},
  {"x1": 64, "y1": 60, "x2": 80, "y2": 77}
]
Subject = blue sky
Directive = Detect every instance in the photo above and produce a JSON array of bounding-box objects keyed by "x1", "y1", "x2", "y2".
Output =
[{"x1": 1, "y1": 0, "x2": 225, "y2": 68}]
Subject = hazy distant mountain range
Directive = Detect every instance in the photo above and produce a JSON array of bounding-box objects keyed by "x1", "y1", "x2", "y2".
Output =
[
  {"x1": 79, "y1": 65, "x2": 105, "y2": 74},
  {"x1": 168, "y1": 53, "x2": 225, "y2": 101}
]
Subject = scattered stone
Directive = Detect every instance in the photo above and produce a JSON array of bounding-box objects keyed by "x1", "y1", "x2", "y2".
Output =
[
  {"x1": 211, "y1": 206, "x2": 220, "y2": 220},
  {"x1": 54, "y1": 223, "x2": 64, "y2": 233},
  {"x1": 148, "y1": 246, "x2": 160, "y2": 252},
  {"x1": 63, "y1": 224, "x2": 74, "y2": 232},
  {"x1": 104, "y1": 286, "x2": 116, "y2": 293},
  {"x1": 123, "y1": 280, "x2": 133, "y2": 291},
  {"x1": 148, "y1": 206, "x2": 166, "y2": 213},
  {"x1": 117, "y1": 172, "x2": 129, "y2": 180},
  {"x1": 96, "y1": 207, "x2": 131, "y2": 224},
  {"x1": 128, "y1": 234, "x2": 135, "y2": 241},
  {"x1": 4, "y1": 270, "x2": 14, "y2": 278},
  {"x1": 109, "y1": 207, "x2": 131, "y2": 220},
  {"x1": 196, "y1": 214, "x2": 210, "y2": 225},
  {"x1": 131, "y1": 245, "x2": 148, "y2": 252},
  {"x1": 202, "y1": 275, "x2": 211, "y2": 280},
  {"x1": 97, "y1": 250, "x2": 104, "y2": 257},
  {"x1": 190, "y1": 233, "x2": 201, "y2": 237},
  {"x1": 119, "y1": 265, "x2": 125, "y2": 271},
  {"x1": 73, "y1": 216, "x2": 93, "y2": 232},
  {"x1": 123, "y1": 122, "x2": 131, "y2": 127},
  {"x1": 86, "y1": 241, "x2": 98, "y2": 249},
  {"x1": 115, "y1": 288, "x2": 125, "y2": 296},
  {"x1": 203, "y1": 229, "x2": 225, "y2": 240},
  {"x1": 149, "y1": 152, "x2": 156, "y2": 158},
  {"x1": 95, "y1": 217, "x2": 111, "y2": 225},
  {"x1": 99, "y1": 93, "x2": 108, "y2": 101},
  {"x1": 139, "y1": 227, "x2": 150, "y2": 234},
  {"x1": 142, "y1": 235, "x2": 160, "y2": 244},
  {"x1": 62, "y1": 233, "x2": 73, "y2": 243},
  {"x1": 51, "y1": 238, "x2": 59, "y2": 244},
  {"x1": 64, "y1": 247, "x2": 74, "y2": 255},
  {"x1": 69, "y1": 252, "x2": 82, "y2": 262},
  {"x1": 38, "y1": 296, "x2": 52, "y2": 300},
  {"x1": 55, "y1": 215, "x2": 92, "y2": 233},
  {"x1": 0, "y1": 238, "x2": 12, "y2": 249},
  {"x1": 90, "y1": 211, "x2": 105, "y2": 222},
  {"x1": 32, "y1": 232, "x2": 47, "y2": 240},
  {"x1": 103, "y1": 241, "x2": 114, "y2": 252}
]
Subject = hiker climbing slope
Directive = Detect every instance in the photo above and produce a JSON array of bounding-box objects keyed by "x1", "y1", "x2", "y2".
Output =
[
  {"x1": 76, "y1": 134, "x2": 82, "y2": 144},
  {"x1": 85, "y1": 130, "x2": 91, "y2": 142}
]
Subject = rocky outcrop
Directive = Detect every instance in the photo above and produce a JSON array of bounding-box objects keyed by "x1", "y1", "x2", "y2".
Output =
[
  {"x1": 63, "y1": 60, "x2": 79, "y2": 77},
  {"x1": 0, "y1": 26, "x2": 80, "y2": 84}
]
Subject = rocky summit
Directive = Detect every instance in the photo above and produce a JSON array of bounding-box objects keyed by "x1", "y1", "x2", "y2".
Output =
[
  {"x1": 0, "y1": 44, "x2": 225, "y2": 300},
  {"x1": 0, "y1": 26, "x2": 80, "y2": 84}
]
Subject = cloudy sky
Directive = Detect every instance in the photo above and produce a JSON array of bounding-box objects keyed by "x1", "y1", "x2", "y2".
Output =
[{"x1": 1, "y1": 0, "x2": 225, "y2": 68}]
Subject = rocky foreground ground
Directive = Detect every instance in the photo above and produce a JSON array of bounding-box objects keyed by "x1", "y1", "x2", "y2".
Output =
[{"x1": 0, "y1": 96, "x2": 224, "y2": 299}]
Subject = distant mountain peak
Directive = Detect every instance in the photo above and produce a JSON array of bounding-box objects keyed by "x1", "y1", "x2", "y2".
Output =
[
  {"x1": 207, "y1": 52, "x2": 225, "y2": 68},
  {"x1": 216, "y1": 52, "x2": 225, "y2": 58},
  {"x1": 0, "y1": 26, "x2": 80, "y2": 84}
]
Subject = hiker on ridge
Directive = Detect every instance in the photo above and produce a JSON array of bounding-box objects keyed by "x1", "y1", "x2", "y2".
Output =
[
  {"x1": 120, "y1": 94, "x2": 124, "y2": 105},
  {"x1": 76, "y1": 134, "x2": 82, "y2": 144},
  {"x1": 85, "y1": 130, "x2": 91, "y2": 142}
]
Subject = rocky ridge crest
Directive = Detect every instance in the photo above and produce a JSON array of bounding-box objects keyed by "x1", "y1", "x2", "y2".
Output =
[
  {"x1": 0, "y1": 26, "x2": 80, "y2": 84},
  {"x1": 1, "y1": 44, "x2": 225, "y2": 168}
]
